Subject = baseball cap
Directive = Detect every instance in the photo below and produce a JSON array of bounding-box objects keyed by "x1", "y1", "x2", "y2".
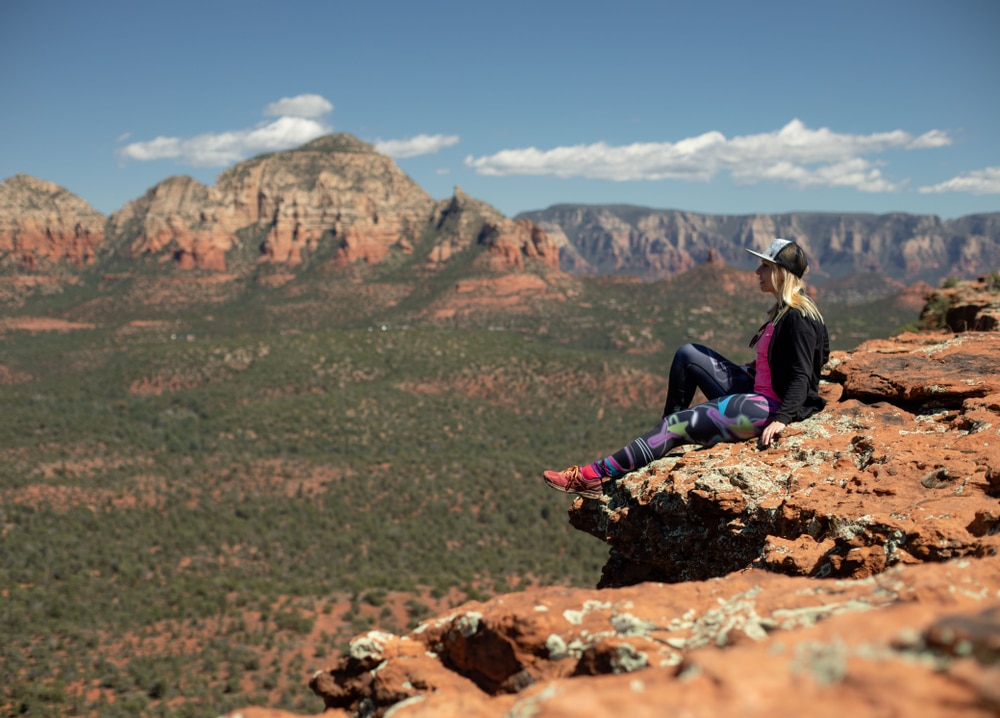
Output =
[{"x1": 746, "y1": 239, "x2": 807, "y2": 278}]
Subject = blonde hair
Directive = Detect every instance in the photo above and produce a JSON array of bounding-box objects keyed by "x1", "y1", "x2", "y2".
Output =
[{"x1": 766, "y1": 263, "x2": 824, "y2": 324}]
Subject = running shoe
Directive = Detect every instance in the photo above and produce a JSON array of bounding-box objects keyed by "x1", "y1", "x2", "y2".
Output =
[{"x1": 542, "y1": 466, "x2": 604, "y2": 499}]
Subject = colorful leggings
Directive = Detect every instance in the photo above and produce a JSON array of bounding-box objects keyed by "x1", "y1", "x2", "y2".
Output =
[{"x1": 593, "y1": 344, "x2": 779, "y2": 479}]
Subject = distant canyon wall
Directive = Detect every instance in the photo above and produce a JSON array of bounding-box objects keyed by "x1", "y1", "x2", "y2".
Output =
[{"x1": 519, "y1": 204, "x2": 1000, "y2": 286}]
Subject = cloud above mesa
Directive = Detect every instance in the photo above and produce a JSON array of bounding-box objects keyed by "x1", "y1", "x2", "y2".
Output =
[
  {"x1": 464, "y1": 119, "x2": 954, "y2": 193},
  {"x1": 117, "y1": 94, "x2": 458, "y2": 166},
  {"x1": 919, "y1": 167, "x2": 1000, "y2": 195},
  {"x1": 374, "y1": 134, "x2": 460, "y2": 159}
]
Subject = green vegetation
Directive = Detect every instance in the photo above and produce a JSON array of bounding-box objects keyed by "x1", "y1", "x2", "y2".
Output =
[
  {"x1": 0, "y1": 261, "x2": 920, "y2": 716},
  {"x1": 920, "y1": 292, "x2": 955, "y2": 330}
]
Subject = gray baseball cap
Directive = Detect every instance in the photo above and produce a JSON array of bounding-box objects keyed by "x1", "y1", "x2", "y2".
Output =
[{"x1": 746, "y1": 239, "x2": 807, "y2": 278}]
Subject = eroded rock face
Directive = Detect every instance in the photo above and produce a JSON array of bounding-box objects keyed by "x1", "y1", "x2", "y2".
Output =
[
  {"x1": 568, "y1": 330, "x2": 1000, "y2": 587},
  {"x1": 0, "y1": 174, "x2": 105, "y2": 269},
  {"x1": 101, "y1": 141, "x2": 560, "y2": 276},
  {"x1": 919, "y1": 273, "x2": 1000, "y2": 332},
  {"x1": 427, "y1": 187, "x2": 559, "y2": 272},
  {"x1": 107, "y1": 134, "x2": 438, "y2": 271},
  {"x1": 274, "y1": 557, "x2": 1000, "y2": 718}
]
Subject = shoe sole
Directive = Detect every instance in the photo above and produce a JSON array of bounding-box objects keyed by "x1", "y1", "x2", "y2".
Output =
[{"x1": 543, "y1": 474, "x2": 603, "y2": 500}]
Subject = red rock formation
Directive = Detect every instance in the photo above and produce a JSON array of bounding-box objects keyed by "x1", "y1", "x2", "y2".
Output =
[
  {"x1": 704, "y1": 247, "x2": 725, "y2": 266},
  {"x1": 425, "y1": 187, "x2": 558, "y2": 272},
  {"x1": 478, "y1": 218, "x2": 560, "y2": 272},
  {"x1": 424, "y1": 187, "x2": 502, "y2": 266},
  {"x1": 0, "y1": 174, "x2": 105, "y2": 269},
  {"x1": 107, "y1": 134, "x2": 437, "y2": 271},
  {"x1": 919, "y1": 273, "x2": 1000, "y2": 332},
  {"x1": 566, "y1": 328, "x2": 1000, "y2": 587},
  {"x1": 411, "y1": 188, "x2": 565, "y2": 320},
  {"x1": 105, "y1": 175, "x2": 234, "y2": 271},
  {"x1": 894, "y1": 279, "x2": 935, "y2": 310},
  {"x1": 226, "y1": 557, "x2": 999, "y2": 718}
]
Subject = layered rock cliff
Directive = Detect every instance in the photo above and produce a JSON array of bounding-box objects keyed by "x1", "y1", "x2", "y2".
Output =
[
  {"x1": 0, "y1": 135, "x2": 560, "y2": 291},
  {"x1": 106, "y1": 134, "x2": 439, "y2": 271},
  {"x1": 521, "y1": 204, "x2": 1000, "y2": 289},
  {"x1": 0, "y1": 174, "x2": 105, "y2": 270},
  {"x1": 225, "y1": 275, "x2": 1000, "y2": 717},
  {"x1": 428, "y1": 187, "x2": 560, "y2": 273}
]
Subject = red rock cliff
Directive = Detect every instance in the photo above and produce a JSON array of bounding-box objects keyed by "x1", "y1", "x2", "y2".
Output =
[
  {"x1": 0, "y1": 174, "x2": 105, "y2": 270},
  {"x1": 107, "y1": 134, "x2": 438, "y2": 271}
]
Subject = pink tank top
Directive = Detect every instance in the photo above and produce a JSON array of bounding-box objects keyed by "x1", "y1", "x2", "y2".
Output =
[{"x1": 753, "y1": 323, "x2": 781, "y2": 403}]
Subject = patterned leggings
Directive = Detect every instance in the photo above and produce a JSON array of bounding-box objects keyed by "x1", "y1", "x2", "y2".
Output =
[{"x1": 593, "y1": 344, "x2": 779, "y2": 479}]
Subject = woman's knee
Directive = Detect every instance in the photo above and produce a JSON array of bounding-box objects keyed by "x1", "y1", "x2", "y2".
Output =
[
  {"x1": 672, "y1": 343, "x2": 706, "y2": 367},
  {"x1": 677, "y1": 343, "x2": 705, "y2": 357}
]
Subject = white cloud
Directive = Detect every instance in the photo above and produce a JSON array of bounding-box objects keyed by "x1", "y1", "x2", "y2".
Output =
[
  {"x1": 263, "y1": 94, "x2": 333, "y2": 119},
  {"x1": 464, "y1": 119, "x2": 952, "y2": 193},
  {"x1": 919, "y1": 167, "x2": 1000, "y2": 195},
  {"x1": 736, "y1": 158, "x2": 899, "y2": 193},
  {"x1": 118, "y1": 94, "x2": 334, "y2": 167},
  {"x1": 907, "y1": 129, "x2": 952, "y2": 149},
  {"x1": 375, "y1": 133, "x2": 460, "y2": 159},
  {"x1": 121, "y1": 135, "x2": 182, "y2": 162}
]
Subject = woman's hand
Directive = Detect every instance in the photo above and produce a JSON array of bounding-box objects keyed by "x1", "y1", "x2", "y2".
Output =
[{"x1": 759, "y1": 420, "x2": 786, "y2": 447}]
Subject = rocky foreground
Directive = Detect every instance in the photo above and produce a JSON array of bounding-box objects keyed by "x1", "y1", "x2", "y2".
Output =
[{"x1": 229, "y1": 279, "x2": 1000, "y2": 718}]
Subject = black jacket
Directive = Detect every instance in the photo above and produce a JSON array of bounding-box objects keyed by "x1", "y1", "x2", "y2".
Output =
[{"x1": 765, "y1": 308, "x2": 830, "y2": 424}]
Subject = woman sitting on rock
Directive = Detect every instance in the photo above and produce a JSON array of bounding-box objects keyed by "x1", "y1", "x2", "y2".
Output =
[{"x1": 543, "y1": 239, "x2": 830, "y2": 499}]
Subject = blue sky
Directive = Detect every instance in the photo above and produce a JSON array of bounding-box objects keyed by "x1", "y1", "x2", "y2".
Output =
[{"x1": 1, "y1": 0, "x2": 998, "y2": 219}]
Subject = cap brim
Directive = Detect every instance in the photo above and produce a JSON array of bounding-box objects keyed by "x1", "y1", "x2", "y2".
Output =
[{"x1": 745, "y1": 248, "x2": 775, "y2": 263}]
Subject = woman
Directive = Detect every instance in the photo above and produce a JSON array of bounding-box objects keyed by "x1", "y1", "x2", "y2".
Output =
[{"x1": 543, "y1": 238, "x2": 830, "y2": 499}]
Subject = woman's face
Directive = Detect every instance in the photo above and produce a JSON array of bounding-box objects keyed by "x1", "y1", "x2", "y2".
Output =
[{"x1": 755, "y1": 261, "x2": 776, "y2": 294}]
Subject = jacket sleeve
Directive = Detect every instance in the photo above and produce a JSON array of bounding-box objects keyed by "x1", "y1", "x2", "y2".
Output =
[{"x1": 772, "y1": 311, "x2": 822, "y2": 425}]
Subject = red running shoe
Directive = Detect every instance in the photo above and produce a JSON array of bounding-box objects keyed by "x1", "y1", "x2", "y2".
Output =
[{"x1": 542, "y1": 466, "x2": 603, "y2": 499}]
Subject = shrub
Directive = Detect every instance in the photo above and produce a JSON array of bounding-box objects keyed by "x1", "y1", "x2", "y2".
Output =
[{"x1": 273, "y1": 610, "x2": 315, "y2": 636}]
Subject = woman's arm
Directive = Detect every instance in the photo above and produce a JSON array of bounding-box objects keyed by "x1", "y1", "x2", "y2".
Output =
[{"x1": 770, "y1": 311, "x2": 822, "y2": 425}]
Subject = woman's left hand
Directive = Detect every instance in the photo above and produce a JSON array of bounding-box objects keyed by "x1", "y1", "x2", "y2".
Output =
[{"x1": 760, "y1": 420, "x2": 786, "y2": 447}]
